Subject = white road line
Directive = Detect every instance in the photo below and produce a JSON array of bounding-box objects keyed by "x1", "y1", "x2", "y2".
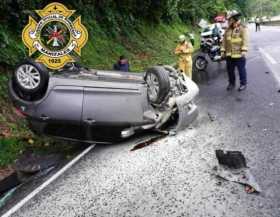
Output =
[
  {"x1": 1, "y1": 144, "x2": 95, "y2": 217},
  {"x1": 259, "y1": 48, "x2": 277, "y2": 64},
  {"x1": 259, "y1": 47, "x2": 280, "y2": 86}
]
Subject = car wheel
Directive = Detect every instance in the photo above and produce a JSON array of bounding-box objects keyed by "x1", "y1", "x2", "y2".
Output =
[
  {"x1": 194, "y1": 56, "x2": 208, "y2": 71},
  {"x1": 13, "y1": 59, "x2": 49, "y2": 95},
  {"x1": 145, "y1": 66, "x2": 170, "y2": 104}
]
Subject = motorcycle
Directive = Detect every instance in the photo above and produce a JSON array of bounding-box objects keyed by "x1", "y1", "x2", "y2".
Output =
[{"x1": 194, "y1": 28, "x2": 225, "y2": 71}]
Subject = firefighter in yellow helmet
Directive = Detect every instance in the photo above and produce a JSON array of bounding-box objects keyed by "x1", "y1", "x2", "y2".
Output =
[
  {"x1": 221, "y1": 11, "x2": 249, "y2": 91},
  {"x1": 175, "y1": 34, "x2": 194, "y2": 79}
]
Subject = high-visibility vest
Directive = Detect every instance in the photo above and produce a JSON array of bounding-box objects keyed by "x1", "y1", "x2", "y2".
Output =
[
  {"x1": 221, "y1": 25, "x2": 248, "y2": 58},
  {"x1": 174, "y1": 41, "x2": 194, "y2": 62}
]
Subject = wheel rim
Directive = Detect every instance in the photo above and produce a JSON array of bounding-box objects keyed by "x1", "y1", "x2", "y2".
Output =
[
  {"x1": 16, "y1": 64, "x2": 41, "y2": 90},
  {"x1": 146, "y1": 73, "x2": 159, "y2": 102},
  {"x1": 195, "y1": 58, "x2": 207, "y2": 70}
]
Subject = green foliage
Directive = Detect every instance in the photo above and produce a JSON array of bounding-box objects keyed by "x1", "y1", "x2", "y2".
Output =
[
  {"x1": 0, "y1": 138, "x2": 25, "y2": 166},
  {"x1": 0, "y1": 24, "x2": 27, "y2": 66},
  {"x1": 80, "y1": 20, "x2": 189, "y2": 71},
  {"x1": 246, "y1": 0, "x2": 280, "y2": 17},
  {"x1": 0, "y1": 75, "x2": 9, "y2": 100}
]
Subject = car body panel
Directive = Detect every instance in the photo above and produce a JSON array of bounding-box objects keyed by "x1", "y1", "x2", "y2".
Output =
[{"x1": 33, "y1": 86, "x2": 83, "y2": 139}]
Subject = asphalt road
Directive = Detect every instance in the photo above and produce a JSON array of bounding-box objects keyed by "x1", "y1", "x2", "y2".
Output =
[{"x1": 3, "y1": 24, "x2": 280, "y2": 217}]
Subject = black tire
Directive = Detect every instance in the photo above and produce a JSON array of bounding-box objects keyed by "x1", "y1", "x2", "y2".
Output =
[
  {"x1": 163, "y1": 65, "x2": 177, "y2": 74},
  {"x1": 13, "y1": 59, "x2": 49, "y2": 95},
  {"x1": 145, "y1": 66, "x2": 170, "y2": 104},
  {"x1": 194, "y1": 56, "x2": 208, "y2": 71}
]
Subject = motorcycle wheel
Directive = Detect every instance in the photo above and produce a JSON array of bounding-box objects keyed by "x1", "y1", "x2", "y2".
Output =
[{"x1": 194, "y1": 56, "x2": 208, "y2": 71}]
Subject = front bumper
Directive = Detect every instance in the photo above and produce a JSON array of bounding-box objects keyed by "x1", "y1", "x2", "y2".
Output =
[{"x1": 174, "y1": 77, "x2": 199, "y2": 131}]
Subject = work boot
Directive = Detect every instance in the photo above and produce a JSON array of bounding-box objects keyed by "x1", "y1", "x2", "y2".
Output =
[
  {"x1": 226, "y1": 84, "x2": 235, "y2": 91},
  {"x1": 238, "y1": 85, "x2": 247, "y2": 91}
]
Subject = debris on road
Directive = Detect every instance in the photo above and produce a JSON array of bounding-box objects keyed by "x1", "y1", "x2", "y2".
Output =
[
  {"x1": 269, "y1": 102, "x2": 274, "y2": 106},
  {"x1": 245, "y1": 185, "x2": 257, "y2": 194},
  {"x1": 208, "y1": 112, "x2": 216, "y2": 122},
  {"x1": 130, "y1": 133, "x2": 166, "y2": 151},
  {"x1": 236, "y1": 97, "x2": 243, "y2": 102},
  {"x1": 265, "y1": 71, "x2": 270, "y2": 74},
  {"x1": 215, "y1": 150, "x2": 247, "y2": 169},
  {"x1": 213, "y1": 150, "x2": 262, "y2": 194},
  {"x1": 247, "y1": 123, "x2": 252, "y2": 128}
]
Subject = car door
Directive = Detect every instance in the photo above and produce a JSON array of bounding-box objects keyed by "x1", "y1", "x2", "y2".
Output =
[
  {"x1": 81, "y1": 85, "x2": 144, "y2": 143},
  {"x1": 35, "y1": 86, "x2": 83, "y2": 140}
]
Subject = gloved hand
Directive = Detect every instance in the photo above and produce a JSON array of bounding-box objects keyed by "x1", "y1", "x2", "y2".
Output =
[{"x1": 241, "y1": 51, "x2": 247, "y2": 57}]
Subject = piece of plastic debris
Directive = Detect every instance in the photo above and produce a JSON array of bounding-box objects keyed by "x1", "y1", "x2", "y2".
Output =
[
  {"x1": 208, "y1": 112, "x2": 215, "y2": 122},
  {"x1": 214, "y1": 150, "x2": 261, "y2": 193},
  {"x1": 269, "y1": 103, "x2": 274, "y2": 106},
  {"x1": 216, "y1": 150, "x2": 247, "y2": 169},
  {"x1": 265, "y1": 71, "x2": 270, "y2": 74},
  {"x1": 216, "y1": 181, "x2": 222, "y2": 186},
  {"x1": 245, "y1": 185, "x2": 257, "y2": 194},
  {"x1": 213, "y1": 166, "x2": 261, "y2": 193},
  {"x1": 247, "y1": 123, "x2": 252, "y2": 128}
]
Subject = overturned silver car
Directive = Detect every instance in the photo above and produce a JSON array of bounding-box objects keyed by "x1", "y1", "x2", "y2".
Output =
[{"x1": 9, "y1": 60, "x2": 199, "y2": 144}]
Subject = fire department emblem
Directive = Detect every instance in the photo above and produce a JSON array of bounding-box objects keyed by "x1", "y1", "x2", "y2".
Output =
[{"x1": 22, "y1": 2, "x2": 88, "y2": 69}]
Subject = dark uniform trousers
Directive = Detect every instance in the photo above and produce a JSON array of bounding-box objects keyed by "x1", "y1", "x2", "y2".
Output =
[{"x1": 226, "y1": 56, "x2": 247, "y2": 86}]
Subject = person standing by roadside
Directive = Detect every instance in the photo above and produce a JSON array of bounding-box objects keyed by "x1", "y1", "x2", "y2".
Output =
[
  {"x1": 221, "y1": 11, "x2": 249, "y2": 91},
  {"x1": 255, "y1": 16, "x2": 261, "y2": 32},
  {"x1": 113, "y1": 55, "x2": 130, "y2": 72},
  {"x1": 174, "y1": 35, "x2": 194, "y2": 79}
]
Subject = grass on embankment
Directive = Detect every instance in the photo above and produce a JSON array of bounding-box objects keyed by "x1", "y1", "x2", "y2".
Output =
[{"x1": 0, "y1": 21, "x2": 199, "y2": 167}]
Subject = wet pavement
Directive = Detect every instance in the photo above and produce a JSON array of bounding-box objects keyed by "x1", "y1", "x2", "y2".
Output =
[{"x1": 2, "y1": 24, "x2": 280, "y2": 217}]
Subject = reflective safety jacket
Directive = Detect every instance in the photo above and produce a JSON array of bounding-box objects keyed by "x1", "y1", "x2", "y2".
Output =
[
  {"x1": 221, "y1": 25, "x2": 248, "y2": 58},
  {"x1": 174, "y1": 41, "x2": 194, "y2": 63}
]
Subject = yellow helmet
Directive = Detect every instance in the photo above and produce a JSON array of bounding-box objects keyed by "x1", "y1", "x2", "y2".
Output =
[
  {"x1": 179, "y1": 34, "x2": 186, "y2": 42},
  {"x1": 227, "y1": 10, "x2": 241, "y2": 20}
]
